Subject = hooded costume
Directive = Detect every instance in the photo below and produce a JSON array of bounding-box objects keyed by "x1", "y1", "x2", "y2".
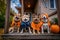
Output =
[
  {"x1": 20, "y1": 21, "x2": 30, "y2": 29},
  {"x1": 31, "y1": 21, "x2": 43, "y2": 31}
]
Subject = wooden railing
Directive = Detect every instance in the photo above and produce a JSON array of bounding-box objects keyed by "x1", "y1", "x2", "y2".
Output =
[{"x1": 49, "y1": 11, "x2": 57, "y2": 17}]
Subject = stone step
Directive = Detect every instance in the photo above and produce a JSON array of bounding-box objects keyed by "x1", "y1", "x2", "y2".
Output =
[{"x1": 1, "y1": 33, "x2": 60, "y2": 40}]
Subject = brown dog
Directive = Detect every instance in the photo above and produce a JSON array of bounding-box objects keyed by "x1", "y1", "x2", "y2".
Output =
[
  {"x1": 31, "y1": 14, "x2": 42, "y2": 34},
  {"x1": 9, "y1": 14, "x2": 21, "y2": 33}
]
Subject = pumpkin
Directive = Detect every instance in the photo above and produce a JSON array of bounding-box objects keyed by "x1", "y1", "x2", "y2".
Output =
[
  {"x1": 59, "y1": 27, "x2": 60, "y2": 33},
  {"x1": 31, "y1": 21, "x2": 43, "y2": 31},
  {"x1": 50, "y1": 25, "x2": 59, "y2": 33}
]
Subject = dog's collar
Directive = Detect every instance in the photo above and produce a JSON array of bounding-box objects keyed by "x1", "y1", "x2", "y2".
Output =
[
  {"x1": 14, "y1": 21, "x2": 20, "y2": 23},
  {"x1": 22, "y1": 21, "x2": 30, "y2": 23},
  {"x1": 33, "y1": 22, "x2": 40, "y2": 24}
]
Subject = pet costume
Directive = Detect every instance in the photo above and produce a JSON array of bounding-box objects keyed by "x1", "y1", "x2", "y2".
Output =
[
  {"x1": 31, "y1": 21, "x2": 43, "y2": 31},
  {"x1": 20, "y1": 21, "x2": 30, "y2": 29}
]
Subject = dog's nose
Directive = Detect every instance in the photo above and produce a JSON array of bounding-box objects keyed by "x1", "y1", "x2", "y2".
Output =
[
  {"x1": 24, "y1": 19, "x2": 27, "y2": 21},
  {"x1": 16, "y1": 17, "x2": 19, "y2": 19},
  {"x1": 35, "y1": 19, "x2": 38, "y2": 21},
  {"x1": 43, "y1": 17, "x2": 46, "y2": 19}
]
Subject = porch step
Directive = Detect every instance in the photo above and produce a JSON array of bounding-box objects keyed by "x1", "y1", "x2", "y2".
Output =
[{"x1": 2, "y1": 33, "x2": 60, "y2": 40}]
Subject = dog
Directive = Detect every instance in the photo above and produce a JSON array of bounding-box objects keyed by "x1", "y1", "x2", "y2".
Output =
[
  {"x1": 31, "y1": 14, "x2": 42, "y2": 34},
  {"x1": 40, "y1": 13, "x2": 50, "y2": 34},
  {"x1": 20, "y1": 13, "x2": 32, "y2": 33},
  {"x1": 9, "y1": 13, "x2": 21, "y2": 33}
]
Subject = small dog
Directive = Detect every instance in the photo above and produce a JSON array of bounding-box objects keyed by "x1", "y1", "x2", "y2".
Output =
[
  {"x1": 20, "y1": 13, "x2": 32, "y2": 33},
  {"x1": 9, "y1": 14, "x2": 21, "y2": 33},
  {"x1": 31, "y1": 14, "x2": 41, "y2": 34},
  {"x1": 40, "y1": 13, "x2": 50, "y2": 34}
]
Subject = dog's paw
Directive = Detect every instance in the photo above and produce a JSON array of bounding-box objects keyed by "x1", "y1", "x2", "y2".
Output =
[
  {"x1": 9, "y1": 30, "x2": 13, "y2": 33},
  {"x1": 29, "y1": 31, "x2": 32, "y2": 34},
  {"x1": 9, "y1": 27, "x2": 14, "y2": 33},
  {"x1": 48, "y1": 31, "x2": 50, "y2": 34},
  {"x1": 20, "y1": 31, "x2": 23, "y2": 34},
  {"x1": 33, "y1": 32, "x2": 36, "y2": 34},
  {"x1": 37, "y1": 32, "x2": 40, "y2": 34},
  {"x1": 42, "y1": 31, "x2": 44, "y2": 34},
  {"x1": 17, "y1": 31, "x2": 19, "y2": 33}
]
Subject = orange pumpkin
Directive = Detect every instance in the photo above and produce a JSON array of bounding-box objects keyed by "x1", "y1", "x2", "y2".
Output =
[
  {"x1": 50, "y1": 25, "x2": 59, "y2": 33},
  {"x1": 31, "y1": 21, "x2": 43, "y2": 31},
  {"x1": 59, "y1": 27, "x2": 60, "y2": 32}
]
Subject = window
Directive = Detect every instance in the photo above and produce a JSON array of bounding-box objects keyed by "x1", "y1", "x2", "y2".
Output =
[
  {"x1": 49, "y1": 0, "x2": 56, "y2": 9},
  {"x1": 43, "y1": 0, "x2": 49, "y2": 8}
]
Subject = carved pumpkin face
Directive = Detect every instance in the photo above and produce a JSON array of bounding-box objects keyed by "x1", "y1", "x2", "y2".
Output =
[{"x1": 50, "y1": 25, "x2": 59, "y2": 33}]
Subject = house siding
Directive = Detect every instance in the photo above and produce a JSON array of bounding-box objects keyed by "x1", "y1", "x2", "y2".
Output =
[
  {"x1": 34, "y1": 0, "x2": 57, "y2": 21},
  {"x1": 34, "y1": 0, "x2": 56, "y2": 15},
  {"x1": 49, "y1": 14, "x2": 57, "y2": 21}
]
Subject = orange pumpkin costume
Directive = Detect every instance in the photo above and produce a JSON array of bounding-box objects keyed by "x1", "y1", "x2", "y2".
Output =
[
  {"x1": 11, "y1": 20, "x2": 21, "y2": 27},
  {"x1": 31, "y1": 21, "x2": 43, "y2": 31}
]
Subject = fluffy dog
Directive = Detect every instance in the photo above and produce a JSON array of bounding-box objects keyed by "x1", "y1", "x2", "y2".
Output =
[
  {"x1": 9, "y1": 14, "x2": 21, "y2": 33},
  {"x1": 20, "y1": 13, "x2": 32, "y2": 33},
  {"x1": 31, "y1": 14, "x2": 42, "y2": 34},
  {"x1": 40, "y1": 13, "x2": 50, "y2": 34}
]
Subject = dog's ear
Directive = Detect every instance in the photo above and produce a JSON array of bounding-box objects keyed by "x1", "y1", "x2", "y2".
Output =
[
  {"x1": 38, "y1": 14, "x2": 40, "y2": 18},
  {"x1": 18, "y1": 13, "x2": 20, "y2": 16},
  {"x1": 32, "y1": 14, "x2": 36, "y2": 18},
  {"x1": 21, "y1": 14, "x2": 24, "y2": 17},
  {"x1": 28, "y1": 14, "x2": 30, "y2": 17},
  {"x1": 25, "y1": 13, "x2": 30, "y2": 16},
  {"x1": 14, "y1": 13, "x2": 16, "y2": 16}
]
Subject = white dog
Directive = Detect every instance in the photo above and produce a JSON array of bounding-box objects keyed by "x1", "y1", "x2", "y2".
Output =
[
  {"x1": 20, "y1": 13, "x2": 32, "y2": 33},
  {"x1": 40, "y1": 13, "x2": 50, "y2": 34}
]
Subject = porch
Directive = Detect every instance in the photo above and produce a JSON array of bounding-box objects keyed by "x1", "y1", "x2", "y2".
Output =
[{"x1": 2, "y1": 0, "x2": 60, "y2": 40}]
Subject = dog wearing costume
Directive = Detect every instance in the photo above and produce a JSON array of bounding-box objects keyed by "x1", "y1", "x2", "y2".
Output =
[
  {"x1": 31, "y1": 14, "x2": 43, "y2": 34},
  {"x1": 9, "y1": 14, "x2": 21, "y2": 33},
  {"x1": 40, "y1": 13, "x2": 50, "y2": 34},
  {"x1": 20, "y1": 13, "x2": 32, "y2": 33}
]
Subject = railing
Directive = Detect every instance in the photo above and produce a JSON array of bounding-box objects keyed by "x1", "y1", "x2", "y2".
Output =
[{"x1": 49, "y1": 11, "x2": 57, "y2": 17}]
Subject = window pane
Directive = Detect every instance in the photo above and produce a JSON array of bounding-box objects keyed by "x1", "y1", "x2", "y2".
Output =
[{"x1": 50, "y1": 0, "x2": 54, "y2": 8}]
